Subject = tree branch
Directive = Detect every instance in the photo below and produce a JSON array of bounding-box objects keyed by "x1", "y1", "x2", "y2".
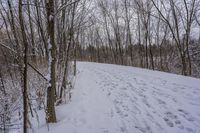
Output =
[
  {"x1": 55, "y1": 0, "x2": 80, "y2": 16},
  {"x1": 0, "y1": 42, "x2": 48, "y2": 81}
]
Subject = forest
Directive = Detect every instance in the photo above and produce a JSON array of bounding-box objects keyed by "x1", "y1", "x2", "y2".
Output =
[{"x1": 0, "y1": 0, "x2": 200, "y2": 133}]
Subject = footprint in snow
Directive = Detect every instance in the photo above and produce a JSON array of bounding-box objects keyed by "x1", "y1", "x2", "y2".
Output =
[
  {"x1": 107, "y1": 92, "x2": 111, "y2": 96},
  {"x1": 178, "y1": 109, "x2": 195, "y2": 122},
  {"x1": 174, "y1": 120, "x2": 185, "y2": 130},
  {"x1": 185, "y1": 127, "x2": 195, "y2": 133},
  {"x1": 164, "y1": 112, "x2": 186, "y2": 130},
  {"x1": 157, "y1": 98, "x2": 166, "y2": 105},
  {"x1": 165, "y1": 112, "x2": 178, "y2": 119},
  {"x1": 175, "y1": 120, "x2": 181, "y2": 125},
  {"x1": 142, "y1": 98, "x2": 151, "y2": 108},
  {"x1": 134, "y1": 125, "x2": 151, "y2": 133},
  {"x1": 163, "y1": 117, "x2": 174, "y2": 127},
  {"x1": 120, "y1": 127, "x2": 126, "y2": 132}
]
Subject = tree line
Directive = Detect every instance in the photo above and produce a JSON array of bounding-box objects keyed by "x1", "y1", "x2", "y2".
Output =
[{"x1": 75, "y1": 0, "x2": 200, "y2": 77}]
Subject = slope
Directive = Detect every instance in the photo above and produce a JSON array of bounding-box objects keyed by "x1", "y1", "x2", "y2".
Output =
[{"x1": 35, "y1": 62, "x2": 200, "y2": 133}]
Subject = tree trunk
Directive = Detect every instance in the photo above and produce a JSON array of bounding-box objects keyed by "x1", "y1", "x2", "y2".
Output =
[
  {"x1": 18, "y1": 0, "x2": 28, "y2": 132},
  {"x1": 27, "y1": 0, "x2": 36, "y2": 63},
  {"x1": 46, "y1": 0, "x2": 57, "y2": 123}
]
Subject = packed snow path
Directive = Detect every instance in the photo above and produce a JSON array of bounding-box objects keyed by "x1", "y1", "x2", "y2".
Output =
[{"x1": 38, "y1": 62, "x2": 200, "y2": 133}]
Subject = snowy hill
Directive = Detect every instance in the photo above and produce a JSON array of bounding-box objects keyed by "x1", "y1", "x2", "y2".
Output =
[{"x1": 35, "y1": 62, "x2": 200, "y2": 133}]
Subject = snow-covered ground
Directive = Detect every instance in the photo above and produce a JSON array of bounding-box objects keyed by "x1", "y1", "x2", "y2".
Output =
[{"x1": 34, "y1": 62, "x2": 200, "y2": 133}]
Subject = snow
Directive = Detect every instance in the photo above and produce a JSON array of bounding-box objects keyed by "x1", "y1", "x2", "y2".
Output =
[
  {"x1": 49, "y1": 15, "x2": 54, "y2": 21},
  {"x1": 46, "y1": 38, "x2": 52, "y2": 84},
  {"x1": 32, "y1": 62, "x2": 200, "y2": 133}
]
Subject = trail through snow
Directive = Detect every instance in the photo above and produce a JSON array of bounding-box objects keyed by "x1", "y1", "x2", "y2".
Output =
[{"x1": 36, "y1": 62, "x2": 200, "y2": 133}]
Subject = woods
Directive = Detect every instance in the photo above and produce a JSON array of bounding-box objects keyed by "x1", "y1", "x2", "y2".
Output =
[
  {"x1": 0, "y1": 0, "x2": 199, "y2": 132},
  {"x1": 75, "y1": 0, "x2": 200, "y2": 76}
]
